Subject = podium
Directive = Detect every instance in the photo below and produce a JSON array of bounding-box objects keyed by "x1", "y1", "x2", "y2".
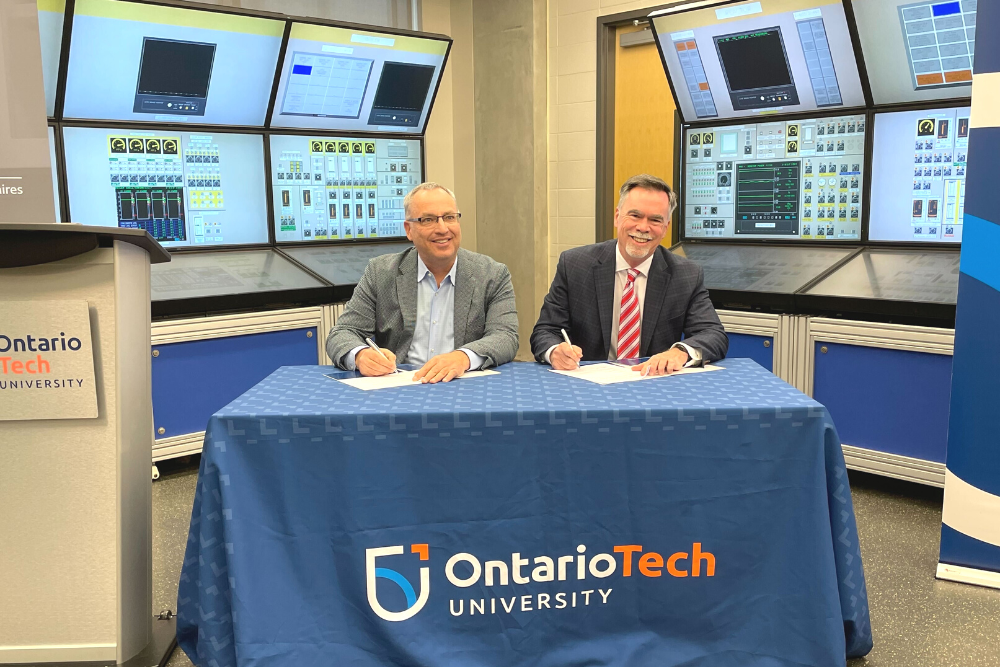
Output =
[{"x1": 0, "y1": 224, "x2": 173, "y2": 665}]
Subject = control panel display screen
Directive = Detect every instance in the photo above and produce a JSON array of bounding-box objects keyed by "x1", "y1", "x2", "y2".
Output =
[
  {"x1": 269, "y1": 135, "x2": 422, "y2": 242},
  {"x1": 63, "y1": 127, "x2": 268, "y2": 248},
  {"x1": 683, "y1": 113, "x2": 866, "y2": 240},
  {"x1": 650, "y1": 0, "x2": 865, "y2": 122},
  {"x1": 868, "y1": 107, "x2": 969, "y2": 243},
  {"x1": 38, "y1": 0, "x2": 64, "y2": 117},
  {"x1": 63, "y1": 0, "x2": 283, "y2": 125},
  {"x1": 852, "y1": 0, "x2": 976, "y2": 105},
  {"x1": 271, "y1": 23, "x2": 449, "y2": 133}
]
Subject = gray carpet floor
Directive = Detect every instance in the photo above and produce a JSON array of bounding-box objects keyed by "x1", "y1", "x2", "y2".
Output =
[{"x1": 152, "y1": 458, "x2": 1000, "y2": 667}]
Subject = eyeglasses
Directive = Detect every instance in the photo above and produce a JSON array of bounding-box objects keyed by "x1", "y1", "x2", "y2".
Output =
[{"x1": 405, "y1": 213, "x2": 462, "y2": 226}]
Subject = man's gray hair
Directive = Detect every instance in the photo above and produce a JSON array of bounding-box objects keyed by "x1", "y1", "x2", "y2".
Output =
[
  {"x1": 617, "y1": 174, "x2": 678, "y2": 215},
  {"x1": 403, "y1": 182, "x2": 458, "y2": 218}
]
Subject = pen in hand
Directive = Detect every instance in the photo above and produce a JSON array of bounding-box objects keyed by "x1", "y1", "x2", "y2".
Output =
[
  {"x1": 364, "y1": 337, "x2": 398, "y2": 374},
  {"x1": 561, "y1": 328, "x2": 581, "y2": 369}
]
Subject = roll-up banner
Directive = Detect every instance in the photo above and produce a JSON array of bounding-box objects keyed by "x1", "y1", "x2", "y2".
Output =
[
  {"x1": 0, "y1": 0, "x2": 57, "y2": 222},
  {"x1": 937, "y1": 0, "x2": 1000, "y2": 589}
]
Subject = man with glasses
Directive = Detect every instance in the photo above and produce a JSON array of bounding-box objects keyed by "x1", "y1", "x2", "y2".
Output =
[
  {"x1": 327, "y1": 182, "x2": 519, "y2": 382},
  {"x1": 531, "y1": 174, "x2": 727, "y2": 375}
]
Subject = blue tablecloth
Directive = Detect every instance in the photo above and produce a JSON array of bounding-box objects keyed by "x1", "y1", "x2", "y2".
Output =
[{"x1": 177, "y1": 359, "x2": 872, "y2": 667}]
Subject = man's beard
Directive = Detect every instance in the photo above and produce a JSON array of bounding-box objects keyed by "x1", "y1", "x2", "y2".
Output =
[{"x1": 624, "y1": 233, "x2": 654, "y2": 259}]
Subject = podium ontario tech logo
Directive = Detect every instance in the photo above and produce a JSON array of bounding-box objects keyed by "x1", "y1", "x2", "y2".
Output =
[{"x1": 366, "y1": 544, "x2": 431, "y2": 621}]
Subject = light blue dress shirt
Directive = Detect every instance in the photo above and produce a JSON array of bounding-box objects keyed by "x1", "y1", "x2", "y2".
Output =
[{"x1": 344, "y1": 255, "x2": 484, "y2": 371}]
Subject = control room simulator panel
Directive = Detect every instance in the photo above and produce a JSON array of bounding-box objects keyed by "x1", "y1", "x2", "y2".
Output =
[
  {"x1": 270, "y1": 135, "x2": 422, "y2": 242},
  {"x1": 851, "y1": 0, "x2": 977, "y2": 105},
  {"x1": 651, "y1": 0, "x2": 865, "y2": 122},
  {"x1": 62, "y1": 127, "x2": 269, "y2": 248},
  {"x1": 683, "y1": 114, "x2": 866, "y2": 241},
  {"x1": 63, "y1": 0, "x2": 284, "y2": 126},
  {"x1": 270, "y1": 23, "x2": 449, "y2": 134},
  {"x1": 868, "y1": 106, "x2": 969, "y2": 243}
]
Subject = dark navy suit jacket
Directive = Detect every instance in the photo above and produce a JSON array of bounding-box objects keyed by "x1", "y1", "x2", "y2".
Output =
[{"x1": 531, "y1": 240, "x2": 728, "y2": 363}]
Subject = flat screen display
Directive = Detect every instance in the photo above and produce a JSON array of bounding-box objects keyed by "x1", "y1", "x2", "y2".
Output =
[
  {"x1": 868, "y1": 106, "x2": 969, "y2": 243},
  {"x1": 851, "y1": 0, "x2": 976, "y2": 105},
  {"x1": 650, "y1": 0, "x2": 865, "y2": 122},
  {"x1": 63, "y1": 0, "x2": 283, "y2": 125},
  {"x1": 270, "y1": 23, "x2": 449, "y2": 133},
  {"x1": 63, "y1": 126, "x2": 269, "y2": 248},
  {"x1": 269, "y1": 134, "x2": 422, "y2": 242},
  {"x1": 682, "y1": 112, "x2": 867, "y2": 240},
  {"x1": 37, "y1": 0, "x2": 64, "y2": 117}
]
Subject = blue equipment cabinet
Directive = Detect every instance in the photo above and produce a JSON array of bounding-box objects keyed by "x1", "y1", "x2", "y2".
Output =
[{"x1": 152, "y1": 327, "x2": 319, "y2": 439}]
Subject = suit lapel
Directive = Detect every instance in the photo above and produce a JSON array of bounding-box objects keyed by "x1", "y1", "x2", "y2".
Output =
[
  {"x1": 594, "y1": 242, "x2": 617, "y2": 355},
  {"x1": 395, "y1": 249, "x2": 418, "y2": 349},
  {"x1": 453, "y1": 250, "x2": 475, "y2": 347},
  {"x1": 640, "y1": 249, "x2": 671, "y2": 356}
]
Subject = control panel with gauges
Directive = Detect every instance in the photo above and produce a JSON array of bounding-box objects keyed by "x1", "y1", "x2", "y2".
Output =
[
  {"x1": 868, "y1": 106, "x2": 970, "y2": 243},
  {"x1": 62, "y1": 127, "x2": 269, "y2": 248},
  {"x1": 683, "y1": 113, "x2": 867, "y2": 240},
  {"x1": 269, "y1": 134, "x2": 423, "y2": 242}
]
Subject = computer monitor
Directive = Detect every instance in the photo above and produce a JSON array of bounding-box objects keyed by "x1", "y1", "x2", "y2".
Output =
[
  {"x1": 851, "y1": 0, "x2": 976, "y2": 105},
  {"x1": 269, "y1": 134, "x2": 422, "y2": 242},
  {"x1": 650, "y1": 0, "x2": 866, "y2": 122},
  {"x1": 270, "y1": 22, "x2": 450, "y2": 134},
  {"x1": 682, "y1": 112, "x2": 867, "y2": 240},
  {"x1": 62, "y1": 126, "x2": 269, "y2": 248},
  {"x1": 63, "y1": 0, "x2": 283, "y2": 126},
  {"x1": 37, "y1": 0, "x2": 64, "y2": 117},
  {"x1": 868, "y1": 106, "x2": 969, "y2": 243}
]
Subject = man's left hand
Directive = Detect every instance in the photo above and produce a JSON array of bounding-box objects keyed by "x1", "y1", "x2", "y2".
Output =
[
  {"x1": 414, "y1": 350, "x2": 471, "y2": 383},
  {"x1": 632, "y1": 347, "x2": 688, "y2": 376}
]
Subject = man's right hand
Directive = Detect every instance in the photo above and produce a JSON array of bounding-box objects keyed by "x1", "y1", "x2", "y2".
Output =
[
  {"x1": 550, "y1": 342, "x2": 583, "y2": 370},
  {"x1": 356, "y1": 347, "x2": 397, "y2": 376}
]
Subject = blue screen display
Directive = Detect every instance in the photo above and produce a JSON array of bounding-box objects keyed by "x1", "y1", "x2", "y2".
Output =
[{"x1": 932, "y1": 1, "x2": 961, "y2": 17}]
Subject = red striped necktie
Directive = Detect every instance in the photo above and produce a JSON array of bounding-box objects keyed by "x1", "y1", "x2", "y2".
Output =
[{"x1": 617, "y1": 268, "x2": 641, "y2": 360}]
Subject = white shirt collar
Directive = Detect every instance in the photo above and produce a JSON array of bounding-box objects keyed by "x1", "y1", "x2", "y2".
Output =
[
  {"x1": 615, "y1": 243, "x2": 655, "y2": 277},
  {"x1": 416, "y1": 253, "x2": 458, "y2": 285}
]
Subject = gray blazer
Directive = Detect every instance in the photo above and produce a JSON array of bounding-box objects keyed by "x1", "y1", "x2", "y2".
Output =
[
  {"x1": 531, "y1": 240, "x2": 728, "y2": 363},
  {"x1": 326, "y1": 247, "x2": 519, "y2": 369}
]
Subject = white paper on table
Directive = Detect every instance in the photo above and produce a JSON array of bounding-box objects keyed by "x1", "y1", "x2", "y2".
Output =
[
  {"x1": 336, "y1": 369, "x2": 500, "y2": 391},
  {"x1": 549, "y1": 362, "x2": 723, "y2": 385}
]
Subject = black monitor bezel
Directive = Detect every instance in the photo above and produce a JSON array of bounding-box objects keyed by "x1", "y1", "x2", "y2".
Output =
[
  {"x1": 647, "y1": 0, "x2": 870, "y2": 126},
  {"x1": 265, "y1": 17, "x2": 453, "y2": 134},
  {"x1": 55, "y1": 0, "x2": 288, "y2": 128},
  {"x1": 52, "y1": 0, "x2": 453, "y2": 137},
  {"x1": 60, "y1": 119, "x2": 276, "y2": 253},
  {"x1": 863, "y1": 97, "x2": 972, "y2": 249},
  {"x1": 847, "y1": 0, "x2": 976, "y2": 107},
  {"x1": 677, "y1": 107, "x2": 871, "y2": 247},
  {"x1": 265, "y1": 129, "x2": 425, "y2": 247}
]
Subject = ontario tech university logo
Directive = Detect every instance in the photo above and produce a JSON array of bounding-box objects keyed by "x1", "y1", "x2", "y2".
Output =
[
  {"x1": 366, "y1": 544, "x2": 431, "y2": 621},
  {"x1": 365, "y1": 541, "x2": 716, "y2": 622}
]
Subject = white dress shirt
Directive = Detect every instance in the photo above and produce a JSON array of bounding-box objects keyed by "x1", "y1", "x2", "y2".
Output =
[
  {"x1": 545, "y1": 245, "x2": 701, "y2": 365},
  {"x1": 344, "y1": 254, "x2": 484, "y2": 371}
]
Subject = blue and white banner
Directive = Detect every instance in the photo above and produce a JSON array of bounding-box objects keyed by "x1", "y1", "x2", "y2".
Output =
[{"x1": 938, "y1": 0, "x2": 1000, "y2": 587}]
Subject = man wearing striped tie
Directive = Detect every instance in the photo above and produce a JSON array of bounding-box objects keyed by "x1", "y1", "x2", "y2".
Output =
[{"x1": 531, "y1": 174, "x2": 728, "y2": 375}]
